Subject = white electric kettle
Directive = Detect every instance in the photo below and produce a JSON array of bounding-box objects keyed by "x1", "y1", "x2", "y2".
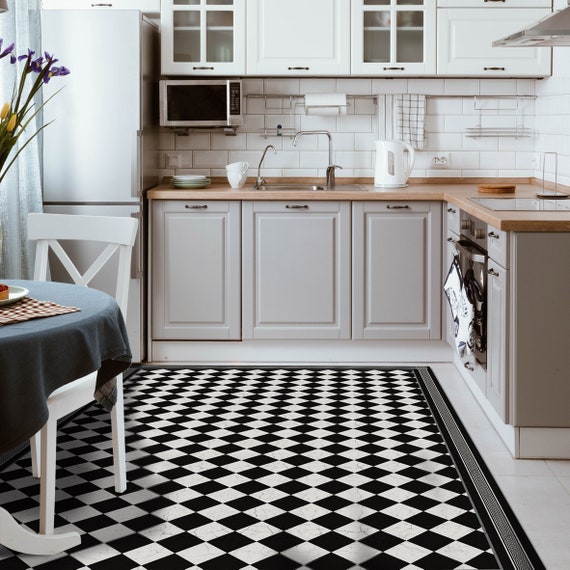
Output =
[{"x1": 374, "y1": 140, "x2": 415, "y2": 188}]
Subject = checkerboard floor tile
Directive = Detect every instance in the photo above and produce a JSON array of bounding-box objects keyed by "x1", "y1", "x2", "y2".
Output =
[{"x1": 0, "y1": 368, "x2": 541, "y2": 569}]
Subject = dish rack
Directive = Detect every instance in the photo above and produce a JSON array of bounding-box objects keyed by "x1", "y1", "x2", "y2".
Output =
[{"x1": 464, "y1": 96, "x2": 534, "y2": 139}]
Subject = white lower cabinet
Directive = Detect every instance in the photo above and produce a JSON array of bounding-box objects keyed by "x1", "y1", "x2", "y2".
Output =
[
  {"x1": 151, "y1": 200, "x2": 241, "y2": 340},
  {"x1": 487, "y1": 255, "x2": 509, "y2": 422},
  {"x1": 353, "y1": 201, "x2": 441, "y2": 340},
  {"x1": 242, "y1": 201, "x2": 351, "y2": 339}
]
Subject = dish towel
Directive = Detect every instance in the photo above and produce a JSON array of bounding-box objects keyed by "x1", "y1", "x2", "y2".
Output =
[
  {"x1": 378, "y1": 94, "x2": 426, "y2": 150},
  {"x1": 443, "y1": 254, "x2": 475, "y2": 358}
]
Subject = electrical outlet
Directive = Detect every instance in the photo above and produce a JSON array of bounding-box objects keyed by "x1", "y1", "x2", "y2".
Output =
[
  {"x1": 166, "y1": 152, "x2": 181, "y2": 169},
  {"x1": 430, "y1": 153, "x2": 450, "y2": 169}
]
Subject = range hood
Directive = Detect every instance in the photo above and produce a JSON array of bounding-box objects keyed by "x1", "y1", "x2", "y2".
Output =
[{"x1": 493, "y1": 3, "x2": 570, "y2": 47}]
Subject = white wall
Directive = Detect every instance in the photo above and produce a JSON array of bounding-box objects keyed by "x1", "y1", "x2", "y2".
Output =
[{"x1": 158, "y1": 66, "x2": 569, "y2": 185}]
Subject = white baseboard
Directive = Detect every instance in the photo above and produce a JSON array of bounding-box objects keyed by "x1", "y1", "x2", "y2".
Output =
[{"x1": 149, "y1": 339, "x2": 452, "y2": 366}]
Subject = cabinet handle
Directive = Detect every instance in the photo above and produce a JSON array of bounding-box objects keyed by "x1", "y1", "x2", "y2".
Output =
[
  {"x1": 488, "y1": 268, "x2": 500, "y2": 277},
  {"x1": 484, "y1": 67, "x2": 506, "y2": 71},
  {"x1": 447, "y1": 236, "x2": 457, "y2": 243},
  {"x1": 464, "y1": 362, "x2": 475, "y2": 371},
  {"x1": 447, "y1": 207, "x2": 456, "y2": 213},
  {"x1": 193, "y1": 66, "x2": 215, "y2": 71},
  {"x1": 288, "y1": 67, "x2": 309, "y2": 71},
  {"x1": 91, "y1": 3, "x2": 112, "y2": 5},
  {"x1": 185, "y1": 204, "x2": 208, "y2": 210},
  {"x1": 484, "y1": 0, "x2": 506, "y2": 2},
  {"x1": 285, "y1": 204, "x2": 309, "y2": 209},
  {"x1": 386, "y1": 204, "x2": 410, "y2": 209},
  {"x1": 383, "y1": 67, "x2": 405, "y2": 71},
  {"x1": 488, "y1": 231, "x2": 500, "y2": 239}
]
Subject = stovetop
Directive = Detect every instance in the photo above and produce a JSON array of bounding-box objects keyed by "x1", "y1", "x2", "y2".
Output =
[{"x1": 470, "y1": 196, "x2": 570, "y2": 211}]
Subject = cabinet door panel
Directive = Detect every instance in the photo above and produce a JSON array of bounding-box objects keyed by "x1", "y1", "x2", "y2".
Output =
[
  {"x1": 352, "y1": 0, "x2": 436, "y2": 76},
  {"x1": 487, "y1": 261, "x2": 509, "y2": 422},
  {"x1": 437, "y1": 8, "x2": 551, "y2": 76},
  {"x1": 161, "y1": 0, "x2": 245, "y2": 75},
  {"x1": 243, "y1": 201, "x2": 351, "y2": 339},
  {"x1": 247, "y1": 0, "x2": 350, "y2": 75},
  {"x1": 152, "y1": 201, "x2": 241, "y2": 340},
  {"x1": 367, "y1": 215, "x2": 426, "y2": 324},
  {"x1": 353, "y1": 201, "x2": 441, "y2": 340}
]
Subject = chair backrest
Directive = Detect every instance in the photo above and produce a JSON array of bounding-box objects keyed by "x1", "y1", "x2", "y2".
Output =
[{"x1": 28, "y1": 213, "x2": 138, "y2": 316}]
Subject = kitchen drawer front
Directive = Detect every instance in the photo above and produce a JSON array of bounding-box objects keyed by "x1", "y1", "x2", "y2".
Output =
[
  {"x1": 248, "y1": 201, "x2": 345, "y2": 214},
  {"x1": 437, "y1": 0, "x2": 551, "y2": 7},
  {"x1": 488, "y1": 224, "x2": 509, "y2": 268},
  {"x1": 372, "y1": 201, "x2": 433, "y2": 214},
  {"x1": 445, "y1": 202, "x2": 460, "y2": 236}
]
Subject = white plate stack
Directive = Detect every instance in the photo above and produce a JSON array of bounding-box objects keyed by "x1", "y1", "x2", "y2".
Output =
[{"x1": 171, "y1": 175, "x2": 211, "y2": 189}]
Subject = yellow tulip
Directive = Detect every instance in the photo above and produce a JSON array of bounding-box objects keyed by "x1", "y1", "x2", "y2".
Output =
[
  {"x1": 7, "y1": 113, "x2": 17, "y2": 132},
  {"x1": 0, "y1": 102, "x2": 9, "y2": 120}
]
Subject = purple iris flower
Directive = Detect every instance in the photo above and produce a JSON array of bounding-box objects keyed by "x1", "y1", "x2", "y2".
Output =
[{"x1": 0, "y1": 39, "x2": 15, "y2": 59}]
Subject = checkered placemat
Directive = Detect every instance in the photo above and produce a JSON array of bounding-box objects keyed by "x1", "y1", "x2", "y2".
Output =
[{"x1": 0, "y1": 296, "x2": 80, "y2": 326}]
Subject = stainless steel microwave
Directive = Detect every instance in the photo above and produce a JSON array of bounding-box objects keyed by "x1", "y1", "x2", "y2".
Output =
[{"x1": 159, "y1": 79, "x2": 243, "y2": 128}]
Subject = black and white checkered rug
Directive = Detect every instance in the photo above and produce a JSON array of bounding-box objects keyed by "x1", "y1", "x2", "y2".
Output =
[{"x1": 0, "y1": 367, "x2": 545, "y2": 569}]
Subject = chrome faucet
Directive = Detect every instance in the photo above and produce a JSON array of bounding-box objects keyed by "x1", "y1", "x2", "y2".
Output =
[
  {"x1": 255, "y1": 144, "x2": 277, "y2": 189},
  {"x1": 292, "y1": 130, "x2": 342, "y2": 188}
]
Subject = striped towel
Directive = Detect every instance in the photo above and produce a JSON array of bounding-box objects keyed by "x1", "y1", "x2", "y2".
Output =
[{"x1": 377, "y1": 94, "x2": 426, "y2": 150}]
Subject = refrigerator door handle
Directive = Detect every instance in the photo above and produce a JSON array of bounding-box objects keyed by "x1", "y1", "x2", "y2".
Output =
[
  {"x1": 130, "y1": 211, "x2": 143, "y2": 280},
  {"x1": 132, "y1": 130, "x2": 141, "y2": 199}
]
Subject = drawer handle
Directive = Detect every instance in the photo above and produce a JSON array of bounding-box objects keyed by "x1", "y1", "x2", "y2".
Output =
[
  {"x1": 383, "y1": 66, "x2": 405, "y2": 71},
  {"x1": 447, "y1": 207, "x2": 456, "y2": 213},
  {"x1": 464, "y1": 362, "x2": 475, "y2": 371},
  {"x1": 386, "y1": 204, "x2": 410, "y2": 209},
  {"x1": 288, "y1": 66, "x2": 309, "y2": 71},
  {"x1": 447, "y1": 236, "x2": 457, "y2": 243},
  {"x1": 488, "y1": 268, "x2": 500, "y2": 277},
  {"x1": 193, "y1": 66, "x2": 215, "y2": 70},
  {"x1": 484, "y1": 66, "x2": 506, "y2": 71},
  {"x1": 488, "y1": 231, "x2": 500, "y2": 239},
  {"x1": 185, "y1": 204, "x2": 208, "y2": 210},
  {"x1": 285, "y1": 204, "x2": 309, "y2": 209},
  {"x1": 484, "y1": 0, "x2": 506, "y2": 2},
  {"x1": 91, "y1": 3, "x2": 113, "y2": 6}
]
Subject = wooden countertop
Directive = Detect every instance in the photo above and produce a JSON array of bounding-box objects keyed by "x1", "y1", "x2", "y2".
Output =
[{"x1": 147, "y1": 178, "x2": 570, "y2": 232}]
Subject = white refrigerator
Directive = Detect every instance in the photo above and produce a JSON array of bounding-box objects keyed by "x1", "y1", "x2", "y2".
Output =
[{"x1": 41, "y1": 9, "x2": 159, "y2": 362}]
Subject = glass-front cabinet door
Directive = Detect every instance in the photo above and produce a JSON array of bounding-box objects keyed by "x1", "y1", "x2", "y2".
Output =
[
  {"x1": 351, "y1": 0, "x2": 436, "y2": 76},
  {"x1": 161, "y1": 0, "x2": 245, "y2": 75}
]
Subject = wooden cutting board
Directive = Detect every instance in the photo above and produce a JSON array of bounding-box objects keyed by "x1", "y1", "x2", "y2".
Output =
[{"x1": 477, "y1": 184, "x2": 516, "y2": 194}]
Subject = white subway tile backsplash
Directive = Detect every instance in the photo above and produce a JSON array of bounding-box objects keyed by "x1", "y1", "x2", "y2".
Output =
[{"x1": 157, "y1": 74, "x2": 570, "y2": 182}]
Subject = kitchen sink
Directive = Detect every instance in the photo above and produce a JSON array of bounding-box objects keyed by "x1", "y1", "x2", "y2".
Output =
[{"x1": 253, "y1": 184, "x2": 366, "y2": 192}]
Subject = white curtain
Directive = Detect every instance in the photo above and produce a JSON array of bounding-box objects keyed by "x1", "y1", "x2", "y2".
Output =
[{"x1": 0, "y1": 0, "x2": 42, "y2": 279}]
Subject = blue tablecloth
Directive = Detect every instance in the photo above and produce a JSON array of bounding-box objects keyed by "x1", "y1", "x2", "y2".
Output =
[{"x1": 0, "y1": 280, "x2": 131, "y2": 455}]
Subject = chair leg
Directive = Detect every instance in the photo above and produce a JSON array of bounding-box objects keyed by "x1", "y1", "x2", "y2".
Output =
[
  {"x1": 30, "y1": 433, "x2": 41, "y2": 479},
  {"x1": 111, "y1": 375, "x2": 127, "y2": 493},
  {"x1": 39, "y1": 417, "x2": 58, "y2": 535}
]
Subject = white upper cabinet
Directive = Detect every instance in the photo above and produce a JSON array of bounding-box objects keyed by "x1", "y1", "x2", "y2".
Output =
[
  {"x1": 161, "y1": 0, "x2": 246, "y2": 76},
  {"x1": 246, "y1": 0, "x2": 350, "y2": 76},
  {"x1": 42, "y1": 0, "x2": 160, "y2": 11},
  {"x1": 351, "y1": 0, "x2": 436, "y2": 76},
  {"x1": 437, "y1": 2, "x2": 552, "y2": 77}
]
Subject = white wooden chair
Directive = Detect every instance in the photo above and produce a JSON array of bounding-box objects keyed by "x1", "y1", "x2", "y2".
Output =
[{"x1": 27, "y1": 212, "x2": 138, "y2": 535}]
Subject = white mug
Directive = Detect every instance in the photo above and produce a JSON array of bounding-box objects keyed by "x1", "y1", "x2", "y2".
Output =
[
  {"x1": 226, "y1": 161, "x2": 248, "y2": 188},
  {"x1": 226, "y1": 161, "x2": 248, "y2": 173}
]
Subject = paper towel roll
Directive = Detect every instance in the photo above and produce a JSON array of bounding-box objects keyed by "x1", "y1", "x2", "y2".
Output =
[{"x1": 304, "y1": 93, "x2": 347, "y2": 116}]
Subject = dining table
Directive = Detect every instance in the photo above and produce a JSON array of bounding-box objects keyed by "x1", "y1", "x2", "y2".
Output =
[{"x1": 0, "y1": 279, "x2": 132, "y2": 555}]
